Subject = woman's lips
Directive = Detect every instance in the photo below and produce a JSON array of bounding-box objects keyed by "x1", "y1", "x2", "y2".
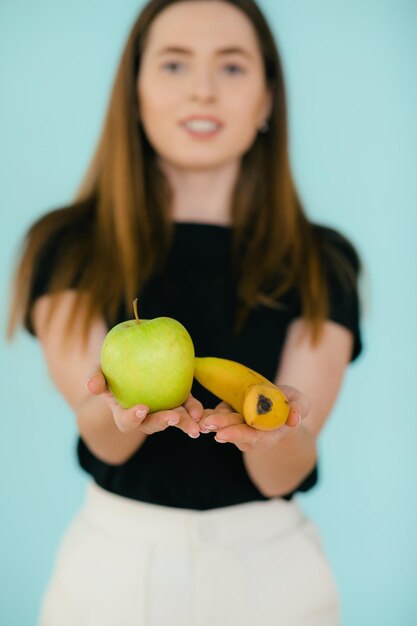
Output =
[{"x1": 179, "y1": 116, "x2": 224, "y2": 139}]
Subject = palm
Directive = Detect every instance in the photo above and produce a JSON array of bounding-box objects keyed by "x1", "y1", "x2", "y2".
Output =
[{"x1": 199, "y1": 386, "x2": 308, "y2": 451}]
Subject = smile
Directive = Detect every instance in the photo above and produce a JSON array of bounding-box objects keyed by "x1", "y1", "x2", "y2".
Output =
[{"x1": 180, "y1": 117, "x2": 223, "y2": 139}]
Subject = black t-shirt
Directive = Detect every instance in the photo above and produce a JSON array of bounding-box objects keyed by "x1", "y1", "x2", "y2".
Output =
[{"x1": 28, "y1": 218, "x2": 363, "y2": 510}]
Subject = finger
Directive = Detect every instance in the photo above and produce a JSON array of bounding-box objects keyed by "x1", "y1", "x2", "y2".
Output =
[
  {"x1": 113, "y1": 403, "x2": 150, "y2": 433},
  {"x1": 182, "y1": 393, "x2": 204, "y2": 421},
  {"x1": 140, "y1": 406, "x2": 201, "y2": 439},
  {"x1": 215, "y1": 423, "x2": 288, "y2": 451},
  {"x1": 214, "y1": 423, "x2": 260, "y2": 447},
  {"x1": 86, "y1": 369, "x2": 107, "y2": 395},
  {"x1": 213, "y1": 401, "x2": 235, "y2": 413},
  {"x1": 199, "y1": 411, "x2": 243, "y2": 433},
  {"x1": 286, "y1": 405, "x2": 302, "y2": 428},
  {"x1": 277, "y1": 385, "x2": 310, "y2": 424},
  {"x1": 197, "y1": 408, "x2": 216, "y2": 431},
  {"x1": 172, "y1": 406, "x2": 202, "y2": 438},
  {"x1": 136, "y1": 408, "x2": 181, "y2": 435}
]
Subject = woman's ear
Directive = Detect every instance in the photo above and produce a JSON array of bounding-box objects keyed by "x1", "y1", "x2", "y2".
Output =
[{"x1": 259, "y1": 89, "x2": 273, "y2": 129}]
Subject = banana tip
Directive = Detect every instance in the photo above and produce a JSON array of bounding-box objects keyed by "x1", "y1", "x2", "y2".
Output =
[{"x1": 256, "y1": 394, "x2": 273, "y2": 415}]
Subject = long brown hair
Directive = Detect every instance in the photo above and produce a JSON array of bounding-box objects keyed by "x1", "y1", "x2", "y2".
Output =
[{"x1": 7, "y1": 0, "x2": 359, "y2": 345}]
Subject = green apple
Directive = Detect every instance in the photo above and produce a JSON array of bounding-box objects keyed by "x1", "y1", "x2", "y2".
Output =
[{"x1": 100, "y1": 300, "x2": 195, "y2": 411}]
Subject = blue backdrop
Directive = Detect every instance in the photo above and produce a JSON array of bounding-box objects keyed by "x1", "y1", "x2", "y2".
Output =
[{"x1": 1, "y1": 1, "x2": 416, "y2": 624}]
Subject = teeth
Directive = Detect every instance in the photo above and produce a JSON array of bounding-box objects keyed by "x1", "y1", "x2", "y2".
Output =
[{"x1": 184, "y1": 119, "x2": 220, "y2": 132}]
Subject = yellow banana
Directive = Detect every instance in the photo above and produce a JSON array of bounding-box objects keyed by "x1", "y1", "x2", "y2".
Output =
[{"x1": 194, "y1": 357, "x2": 290, "y2": 431}]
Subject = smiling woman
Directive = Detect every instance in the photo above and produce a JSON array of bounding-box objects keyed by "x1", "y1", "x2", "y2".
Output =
[
  {"x1": 7, "y1": 1, "x2": 363, "y2": 625},
  {"x1": 137, "y1": 1, "x2": 272, "y2": 170}
]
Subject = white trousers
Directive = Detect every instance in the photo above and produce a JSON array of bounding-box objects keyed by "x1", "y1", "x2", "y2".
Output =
[{"x1": 39, "y1": 481, "x2": 340, "y2": 626}]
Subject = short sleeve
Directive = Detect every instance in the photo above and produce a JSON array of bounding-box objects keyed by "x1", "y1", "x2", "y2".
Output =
[
  {"x1": 317, "y1": 226, "x2": 363, "y2": 362},
  {"x1": 25, "y1": 217, "x2": 87, "y2": 336},
  {"x1": 24, "y1": 228, "x2": 64, "y2": 336}
]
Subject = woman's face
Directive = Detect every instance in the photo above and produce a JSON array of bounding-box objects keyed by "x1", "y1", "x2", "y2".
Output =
[{"x1": 137, "y1": 0, "x2": 272, "y2": 171}]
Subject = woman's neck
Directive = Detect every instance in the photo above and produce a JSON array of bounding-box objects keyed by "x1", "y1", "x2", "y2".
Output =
[{"x1": 158, "y1": 159, "x2": 239, "y2": 226}]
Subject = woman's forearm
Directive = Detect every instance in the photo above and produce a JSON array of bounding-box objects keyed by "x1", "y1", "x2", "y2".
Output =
[
  {"x1": 76, "y1": 394, "x2": 147, "y2": 465},
  {"x1": 243, "y1": 424, "x2": 317, "y2": 497}
]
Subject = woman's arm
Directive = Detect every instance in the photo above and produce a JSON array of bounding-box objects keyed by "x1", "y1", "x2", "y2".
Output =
[
  {"x1": 33, "y1": 290, "x2": 203, "y2": 465},
  {"x1": 33, "y1": 291, "x2": 149, "y2": 464},
  {"x1": 242, "y1": 318, "x2": 354, "y2": 496},
  {"x1": 199, "y1": 318, "x2": 354, "y2": 495}
]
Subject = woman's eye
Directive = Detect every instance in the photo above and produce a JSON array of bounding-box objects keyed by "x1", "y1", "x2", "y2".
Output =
[
  {"x1": 161, "y1": 61, "x2": 186, "y2": 74},
  {"x1": 223, "y1": 64, "x2": 246, "y2": 75}
]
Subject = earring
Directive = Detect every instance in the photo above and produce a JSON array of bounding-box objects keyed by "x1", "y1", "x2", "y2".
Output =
[{"x1": 259, "y1": 120, "x2": 270, "y2": 134}]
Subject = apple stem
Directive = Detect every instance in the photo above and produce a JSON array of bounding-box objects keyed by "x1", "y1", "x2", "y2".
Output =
[{"x1": 133, "y1": 298, "x2": 140, "y2": 324}]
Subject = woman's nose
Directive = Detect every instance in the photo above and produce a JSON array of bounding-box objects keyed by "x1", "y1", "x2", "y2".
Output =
[{"x1": 188, "y1": 67, "x2": 217, "y2": 103}]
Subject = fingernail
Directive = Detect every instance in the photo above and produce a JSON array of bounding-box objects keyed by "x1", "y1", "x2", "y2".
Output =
[
  {"x1": 191, "y1": 408, "x2": 203, "y2": 420},
  {"x1": 189, "y1": 432, "x2": 200, "y2": 439},
  {"x1": 205, "y1": 424, "x2": 216, "y2": 430},
  {"x1": 136, "y1": 408, "x2": 148, "y2": 420},
  {"x1": 296, "y1": 413, "x2": 301, "y2": 426},
  {"x1": 200, "y1": 427, "x2": 211, "y2": 434},
  {"x1": 167, "y1": 417, "x2": 179, "y2": 426},
  {"x1": 215, "y1": 435, "x2": 227, "y2": 443}
]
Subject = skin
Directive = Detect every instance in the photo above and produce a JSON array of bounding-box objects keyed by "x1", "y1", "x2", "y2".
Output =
[
  {"x1": 34, "y1": 1, "x2": 354, "y2": 494},
  {"x1": 137, "y1": 0, "x2": 272, "y2": 224}
]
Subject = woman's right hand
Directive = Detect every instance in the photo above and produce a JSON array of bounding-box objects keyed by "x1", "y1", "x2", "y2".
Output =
[{"x1": 86, "y1": 368, "x2": 203, "y2": 438}]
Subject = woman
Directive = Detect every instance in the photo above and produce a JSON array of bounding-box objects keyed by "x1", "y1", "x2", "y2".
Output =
[{"x1": 8, "y1": 0, "x2": 362, "y2": 624}]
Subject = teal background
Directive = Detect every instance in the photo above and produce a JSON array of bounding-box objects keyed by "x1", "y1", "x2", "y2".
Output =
[{"x1": 1, "y1": 1, "x2": 416, "y2": 624}]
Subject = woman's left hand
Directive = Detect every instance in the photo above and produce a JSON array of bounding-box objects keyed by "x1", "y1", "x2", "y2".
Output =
[{"x1": 198, "y1": 385, "x2": 309, "y2": 452}]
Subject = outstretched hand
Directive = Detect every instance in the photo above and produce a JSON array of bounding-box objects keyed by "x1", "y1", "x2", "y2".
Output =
[
  {"x1": 86, "y1": 370, "x2": 308, "y2": 449},
  {"x1": 198, "y1": 385, "x2": 310, "y2": 452},
  {"x1": 86, "y1": 368, "x2": 204, "y2": 438}
]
